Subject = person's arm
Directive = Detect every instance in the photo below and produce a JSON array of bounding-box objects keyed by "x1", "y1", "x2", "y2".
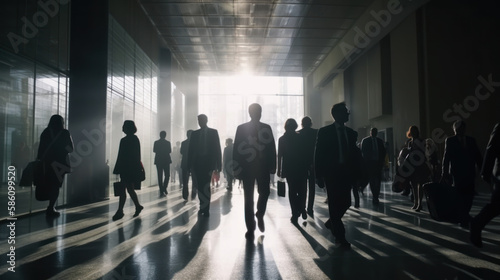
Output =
[
  {"x1": 441, "y1": 138, "x2": 451, "y2": 178},
  {"x1": 481, "y1": 123, "x2": 500, "y2": 182}
]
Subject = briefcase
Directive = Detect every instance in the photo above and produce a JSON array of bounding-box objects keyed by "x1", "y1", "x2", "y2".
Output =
[{"x1": 277, "y1": 180, "x2": 286, "y2": 197}]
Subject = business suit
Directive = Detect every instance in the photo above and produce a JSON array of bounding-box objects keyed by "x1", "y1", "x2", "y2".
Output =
[
  {"x1": 470, "y1": 123, "x2": 500, "y2": 247},
  {"x1": 315, "y1": 122, "x2": 359, "y2": 245},
  {"x1": 233, "y1": 120, "x2": 276, "y2": 235},
  {"x1": 278, "y1": 131, "x2": 308, "y2": 222},
  {"x1": 442, "y1": 134, "x2": 482, "y2": 224},
  {"x1": 153, "y1": 138, "x2": 172, "y2": 195},
  {"x1": 361, "y1": 135, "x2": 386, "y2": 202},
  {"x1": 188, "y1": 127, "x2": 222, "y2": 214},
  {"x1": 298, "y1": 126, "x2": 318, "y2": 214}
]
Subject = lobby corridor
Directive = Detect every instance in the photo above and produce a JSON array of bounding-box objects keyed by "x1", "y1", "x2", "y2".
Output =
[{"x1": 1, "y1": 182, "x2": 499, "y2": 280}]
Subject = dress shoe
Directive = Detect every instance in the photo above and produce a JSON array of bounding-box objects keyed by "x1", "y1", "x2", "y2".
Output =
[
  {"x1": 354, "y1": 202, "x2": 360, "y2": 208},
  {"x1": 335, "y1": 240, "x2": 351, "y2": 249},
  {"x1": 290, "y1": 216, "x2": 299, "y2": 225},
  {"x1": 469, "y1": 219, "x2": 482, "y2": 248},
  {"x1": 112, "y1": 211, "x2": 124, "y2": 221},
  {"x1": 133, "y1": 205, "x2": 144, "y2": 217},
  {"x1": 373, "y1": 198, "x2": 379, "y2": 205},
  {"x1": 257, "y1": 215, "x2": 265, "y2": 232},
  {"x1": 301, "y1": 210, "x2": 307, "y2": 220},
  {"x1": 46, "y1": 207, "x2": 61, "y2": 217}
]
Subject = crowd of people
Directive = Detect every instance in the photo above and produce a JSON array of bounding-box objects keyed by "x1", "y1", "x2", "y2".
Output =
[{"x1": 35, "y1": 102, "x2": 500, "y2": 249}]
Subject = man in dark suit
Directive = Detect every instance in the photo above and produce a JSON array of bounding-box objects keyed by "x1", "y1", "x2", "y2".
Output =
[
  {"x1": 315, "y1": 102, "x2": 360, "y2": 249},
  {"x1": 153, "y1": 131, "x2": 172, "y2": 197},
  {"x1": 361, "y1": 127, "x2": 387, "y2": 204},
  {"x1": 180, "y1": 130, "x2": 195, "y2": 200},
  {"x1": 298, "y1": 116, "x2": 318, "y2": 216},
  {"x1": 233, "y1": 103, "x2": 277, "y2": 239},
  {"x1": 188, "y1": 115, "x2": 222, "y2": 216},
  {"x1": 470, "y1": 123, "x2": 500, "y2": 247},
  {"x1": 442, "y1": 120, "x2": 482, "y2": 227}
]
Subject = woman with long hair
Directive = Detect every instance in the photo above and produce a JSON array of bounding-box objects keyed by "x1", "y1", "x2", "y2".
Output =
[
  {"x1": 112, "y1": 120, "x2": 144, "y2": 221},
  {"x1": 37, "y1": 114, "x2": 74, "y2": 217}
]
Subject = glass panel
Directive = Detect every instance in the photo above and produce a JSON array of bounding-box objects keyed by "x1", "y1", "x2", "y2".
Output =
[{"x1": 198, "y1": 76, "x2": 304, "y2": 143}]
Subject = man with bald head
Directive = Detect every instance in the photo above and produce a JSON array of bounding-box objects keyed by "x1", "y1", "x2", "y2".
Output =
[
  {"x1": 233, "y1": 103, "x2": 277, "y2": 239},
  {"x1": 188, "y1": 114, "x2": 222, "y2": 216}
]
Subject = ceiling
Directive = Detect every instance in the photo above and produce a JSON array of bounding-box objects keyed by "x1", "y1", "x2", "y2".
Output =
[{"x1": 138, "y1": 0, "x2": 376, "y2": 77}]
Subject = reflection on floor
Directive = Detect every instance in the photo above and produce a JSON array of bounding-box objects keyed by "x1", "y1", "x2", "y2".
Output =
[{"x1": 0, "y1": 182, "x2": 499, "y2": 280}]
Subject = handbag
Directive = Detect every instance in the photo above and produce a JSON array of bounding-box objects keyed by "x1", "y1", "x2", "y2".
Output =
[
  {"x1": 139, "y1": 161, "x2": 146, "y2": 182},
  {"x1": 114, "y1": 181, "x2": 125, "y2": 197},
  {"x1": 19, "y1": 161, "x2": 35, "y2": 187},
  {"x1": 277, "y1": 179, "x2": 286, "y2": 197}
]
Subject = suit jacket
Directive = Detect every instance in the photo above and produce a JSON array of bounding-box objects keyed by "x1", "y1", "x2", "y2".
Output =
[
  {"x1": 233, "y1": 120, "x2": 276, "y2": 179},
  {"x1": 188, "y1": 127, "x2": 222, "y2": 172},
  {"x1": 314, "y1": 123, "x2": 360, "y2": 181},
  {"x1": 361, "y1": 136, "x2": 386, "y2": 167},
  {"x1": 153, "y1": 138, "x2": 172, "y2": 166},
  {"x1": 113, "y1": 135, "x2": 142, "y2": 181},
  {"x1": 278, "y1": 131, "x2": 308, "y2": 178},
  {"x1": 442, "y1": 134, "x2": 482, "y2": 187},
  {"x1": 481, "y1": 123, "x2": 500, "y2": 183},
  {"x1": 298, "y1": 127, "x2": 318, "y2": 167}
]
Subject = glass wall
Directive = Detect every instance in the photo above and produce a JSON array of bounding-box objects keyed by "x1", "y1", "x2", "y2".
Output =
[
  {"x1": 106, "y1": 17, "x2": 159, "y2": 192},
  {"x1": 198, "y1": 76, "x2": 304, "y2": 145},
  {"x1": 0, "y1": 49, "x2": 69, "y2": 219}
]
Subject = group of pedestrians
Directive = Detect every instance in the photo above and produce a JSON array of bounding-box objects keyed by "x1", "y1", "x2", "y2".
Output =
[{"x1": 35, "y1": 104, "x2": 500, "y2": 248}]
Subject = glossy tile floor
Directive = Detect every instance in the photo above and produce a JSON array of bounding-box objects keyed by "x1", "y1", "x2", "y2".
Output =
[{"x1": 1, "y1": 181, "x2": 499, "y2": 280}]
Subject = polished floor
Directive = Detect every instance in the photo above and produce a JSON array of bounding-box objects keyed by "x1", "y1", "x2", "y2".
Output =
[{"x1": 1, "y1": 181, "x2": 499, "y2": 280}]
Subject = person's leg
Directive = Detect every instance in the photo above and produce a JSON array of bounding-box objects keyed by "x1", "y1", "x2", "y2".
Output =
[
  {"x1": 471, "y1": 183, "x2": 500, "y2": 247},
  {"x1": 255, "y1": 173, "x2": 271, "y2": 218},
  {"x1": 307, "y1": 168, "x2": 316, "y2": 214},
  {"x1": 297, "y1": 176, "x2": 308, "y2": 218},
  {"x1": 164, "y1": 165, "x2": 170, "y2": 194},
  {"x1": 181, "y1": 168, "x2": 189, "y2": 199},
  {"x1": 126, "y1": 182, "x2": 143, "y2": 216},
  {"x1": 156, "y1": 165, "x2": 164, "y2": 195},
  {"x1": 113, "y1": 183, "x2": 127, "y2": 220},
  {"x1": 195, "y1": 168, "x2": 211, "y2": 214},
  {"x1": 410, "y1": 180, "x2": 419, "y2": 209},
  {"x1": 287, "y1": 178, "x2": 299, "y2": 222},
  {"x1": 243, "y1": 176, "x2": 256, "y2": 237}
]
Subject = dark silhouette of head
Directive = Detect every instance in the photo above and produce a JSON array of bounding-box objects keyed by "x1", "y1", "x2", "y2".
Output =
[
  {"x1": 370, "y1": 127, "x2": 378, "y2": 137},
  {"x1": 226, "y1": 138, "x2": 233, "y2": 146},
  {"x1": 198, "y1": 114, "x2": 208, "y2": 128},
  {"x1": 160, "y1": 131, "x2": 167, "y2": 139},
  {"x1": 331, "y1": 102, "x2": 349, "y2": 124},
  {"x1": 284, "y1": 118, "x2": 298, "y2": 132},
  {"x1": 248, "y1": 103, "x2": 262, "y2": 122},
  {"x1": 406, "y1": 125, "x2": 420, "y2": 139},
  {"x1": 48, "y1": 115, "x2": 64, "y2": 131},
  {"x1": 453, "y1": 120, "x2": 466, "y2": 136},
  {"x1": 123, "y1": 120, "x2": 137, "y2": 135},
  {"x1": 187, "y1": 129, "x2": 193, "y2": 138},
  {"x1": 301, "y1": 116, "x2": 312, "y2": 128}
]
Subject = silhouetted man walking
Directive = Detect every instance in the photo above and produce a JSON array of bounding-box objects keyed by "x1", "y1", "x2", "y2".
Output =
[
  {"x1": 188, "y1": 115, "x2": 222, "y2": 216},
  {"x1": 361, "y1": 127, "x2": 386, "y2": 204},
  {"x1": 298, "y1": 116, "x2": 318, "y2": 216},
  {"x1": 315, "y1": 102, "x2": 360, "y2": 249},
  {"x1": 233, "y1": 103, "x2": 276, "y2": 239}
]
